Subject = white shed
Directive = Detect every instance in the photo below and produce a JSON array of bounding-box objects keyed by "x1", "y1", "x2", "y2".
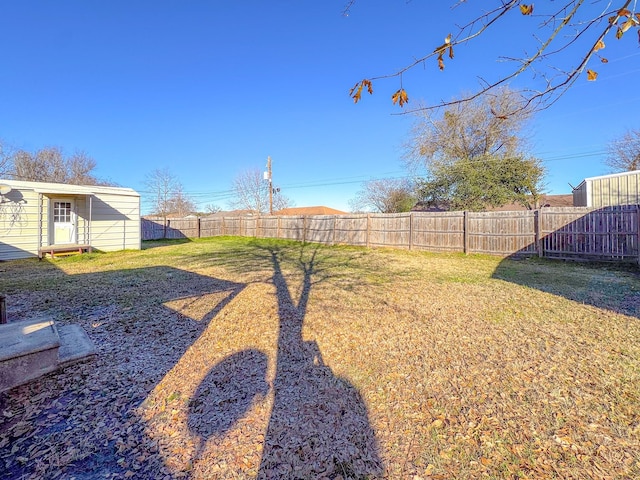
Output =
[
  {"x1": 0, "y1": 179, "x2": 140, "y2": 261},
  {"x1": 572, "y1": 170, "x2": 640, "y2": 208}
]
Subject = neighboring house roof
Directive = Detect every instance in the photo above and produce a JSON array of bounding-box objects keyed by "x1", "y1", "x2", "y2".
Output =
[
  {"x1": 539, "y1": 194, "x2": 575, "y2": 207},
  {"x1": 487, "y1": 194, "x2": 574, "y2": 211},
  {"x1": 411, "y1": 194, "x2": 574, "y2": 212},
  {"x1": 411, "y1": 202, "x2": 449, "y2": 212},
  {"x1": 275, "y1": 206, "x2": 347, "y2": 216},
  {"x1": 205, "y1": 209, "x2": 257, "y2": 217}
]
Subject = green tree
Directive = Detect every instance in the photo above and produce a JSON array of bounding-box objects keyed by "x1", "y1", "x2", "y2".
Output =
[{"x1": 408, "y1": 88, "x2": 545, "y2": 211}]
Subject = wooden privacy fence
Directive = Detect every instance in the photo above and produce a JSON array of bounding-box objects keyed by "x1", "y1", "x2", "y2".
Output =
[{"x1": 142, "y1": 206, "x2": 640, "y2": 262}]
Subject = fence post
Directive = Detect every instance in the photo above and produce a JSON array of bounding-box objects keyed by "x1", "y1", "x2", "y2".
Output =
[
  {"x1": 303, "y1": 216, "x2": 307, "y2": 244},
  {"x1": 277, "y1": 216, "x2": 281, "y2": 239},
  {"x1": 366, "y1": 214, "x2": 371, "y2": 248},
  {"x1": 197, "y1": 217, "x2": 201, "y2": 238},
  {"x1": 535, "y1": 209, "x2": 543, "y2": 258},
  {"x1": 0, "y1": 295, "x2": 6, "y2": 324},
  {"x1": 333, "y1": 216, "x2": 337, "y2": 246},
  {"x1": 463, "y1": 211, "x2": 469, "y2": 254},
  {"x1": 637, "y1": 206, "x2": 640, "y2": 266},
  {"x1": 409, "y1": 213, "x2": 413, "y2": 250}
]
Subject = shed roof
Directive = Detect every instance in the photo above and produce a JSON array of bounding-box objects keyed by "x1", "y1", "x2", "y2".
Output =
[{"x1": 0, "y1": 179, "x2": 139, "y2": 197}]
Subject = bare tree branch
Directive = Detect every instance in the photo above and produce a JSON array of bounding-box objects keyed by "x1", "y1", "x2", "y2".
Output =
[
  {"x1": 607, "y1": 128, "x2": 640, "y2": 171},
  {"x1": 0, "y1": 140, "x2": 13, "y2": 178},
  {"x1": 350, "y1": 178, "x2": 417, "y2": 213},
  {"x1": 10, "y1": 146, "x2": 105, "y2": 185},
  {"x1": 349, "y1": 1, "x2": 638, "y2": 113},
  {"x1": 230, "y1": 168, "x2": 293, "y2": 214}
]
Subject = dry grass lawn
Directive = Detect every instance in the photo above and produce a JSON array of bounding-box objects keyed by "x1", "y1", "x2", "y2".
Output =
[{"x1": 1, "y1": 237, "x2": 639, "y2": 479}]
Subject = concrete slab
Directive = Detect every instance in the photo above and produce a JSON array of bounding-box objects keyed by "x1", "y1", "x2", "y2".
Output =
[
  {"x1": 0, "y1": 319, "x2": 96, "y2": 393},
  {"x1": 57, "y1": 324, "x2": 97, "y2": 367},
  {"x1": 0, "y1": 319, "x2": 61, "y2": 393},
  {"x1": 0, "y1": 318, "x2": 59, "y2": 362}
]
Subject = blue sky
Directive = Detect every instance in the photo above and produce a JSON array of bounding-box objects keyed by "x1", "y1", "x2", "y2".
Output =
[{"x1": 1, "y1": 1, "x2": 638, "y2": 213}]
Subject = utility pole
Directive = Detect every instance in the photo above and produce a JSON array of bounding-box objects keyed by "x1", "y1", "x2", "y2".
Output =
[{"x1": 266, "y1": 156, "x2": 273, "y2": 215}]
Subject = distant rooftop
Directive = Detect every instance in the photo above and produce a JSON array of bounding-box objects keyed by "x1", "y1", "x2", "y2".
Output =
[{"x1": 275, "y1": 206, "x2": 347, "y2": 216}]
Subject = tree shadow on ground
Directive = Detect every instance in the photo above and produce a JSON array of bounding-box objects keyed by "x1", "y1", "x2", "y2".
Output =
[
  {"x1": 491, "y1": 206, "x2": 640, "y2": 320},
  {"x1": 188, "y1": 349, "x2": 269, "y2": 461},
  {"x1": 0, "y1": 263, "x2": 244, "y2": 479},
  {"x1": 493, "y1": 256, "x2": 640, "y2": 320},
  {"x1": 257, "y1": 245, "x2": 383, "y2": 479},
  {"x1": 185, "y1": 242, "x2": 384, "y2": 479}
]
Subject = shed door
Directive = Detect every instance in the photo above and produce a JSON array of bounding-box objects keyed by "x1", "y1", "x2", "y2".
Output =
[{"x1": 52, "y1": 200, "x2": 77, "y2": 244}]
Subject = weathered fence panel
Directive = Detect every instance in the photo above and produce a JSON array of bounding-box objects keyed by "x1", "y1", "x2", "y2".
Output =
[
  {"x1": 335, "y1": 215, "x2": 368, "y2": 246},
  {"x1": 222, "y1": 217, "x2": 242, "y2": 237},
  {"x1": 411, "y1": 212, "x2": 464, "y2": 252},
  {"x1": 200, "y1": 217, "x2": 224, "y2": 237},
  {"x1": 467, "y1": 211, "x2": 537, "y2": 256},
  {"x1": 369, "y1": 213, "x2": 411, "y2": 248},
  {"x1": 541, "y1": 206, "x2": 639, "y2": 260},
  {"x1": 259, "y1": 217, "x2": 280, "y2": 238},
  {"x1": 141, "y1": 205, "x2": 640, "y2": 263},
  {"x1": 279, "y1": 216, "x2": 305, "y2": 241},
  {"x1": 165, "y1": 218, "x2": 198, "y2": 239},
  {"x1": 306, "y1": 216, "x2": 335, "y2": 244},
  {"x1": 141, "y1": 218, "x2": 165, "y2": 240},
  {"x1": 244, "y1": 217, "x2": 257, "y2": 238}
]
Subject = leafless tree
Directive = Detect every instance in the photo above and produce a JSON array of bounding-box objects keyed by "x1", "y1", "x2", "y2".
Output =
[
  {"x1": 406, "y1": 88, "x2": 534, "y2": 169},
  {"x1": 0, "y1": 140, "x2": 13, "y2": 178},
  {"x1": 67, "y1": 151, "x2": 99, "y2": 185},
  {"x1": 10, "y1": 146, "x2": 104, "y2": 185},
  {"x1": 350, "y1": 178, "x2": 417, "y2": 213},
  {"x1": 165, "y1": 188, "x2": 197, "y2": 217},
  {"x1": 204, "y1": 204, "x2": 221, "y2": 214},
  {"x1": 230, "y1": 168, "x2": 293, "y2": 214},
  {"x1": 13, "y1": 147, "x2": 65, "y2": 182},
  {"x1": 606, "y1": 128, "x2": 640, "y2": 172},
  {"x1": 145, "y1": 168, "x2": 182, "y2": 218},
  {"x1": 348, "y1": 1, "x2": 640, "y2": 113}
]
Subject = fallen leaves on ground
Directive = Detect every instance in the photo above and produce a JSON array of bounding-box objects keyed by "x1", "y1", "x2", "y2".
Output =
[{"x1": 1, "y1": 238, "x2": 639, "y2": 479}]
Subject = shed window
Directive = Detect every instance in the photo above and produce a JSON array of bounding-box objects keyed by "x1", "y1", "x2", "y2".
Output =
[{"x1": 53, "y1": 202, "x2": 72, "y2": 223}]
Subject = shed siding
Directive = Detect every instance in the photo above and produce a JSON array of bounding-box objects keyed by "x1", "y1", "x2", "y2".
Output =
[
  {"x1": 573, "y1": 171, "x2": 640, "y2": 208},
  {"x1": 89, "y1": 193, "x2": 141, "y2": 252},
  {"x1": 0, "y1": 188, "x2": 41, "y2": 260},
  {"x1": 589, "y1": 172, "x2": 640, "y2": 207},
  {"x1": 573, "y1": 183, "x2": 588, "y2": 207}
]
